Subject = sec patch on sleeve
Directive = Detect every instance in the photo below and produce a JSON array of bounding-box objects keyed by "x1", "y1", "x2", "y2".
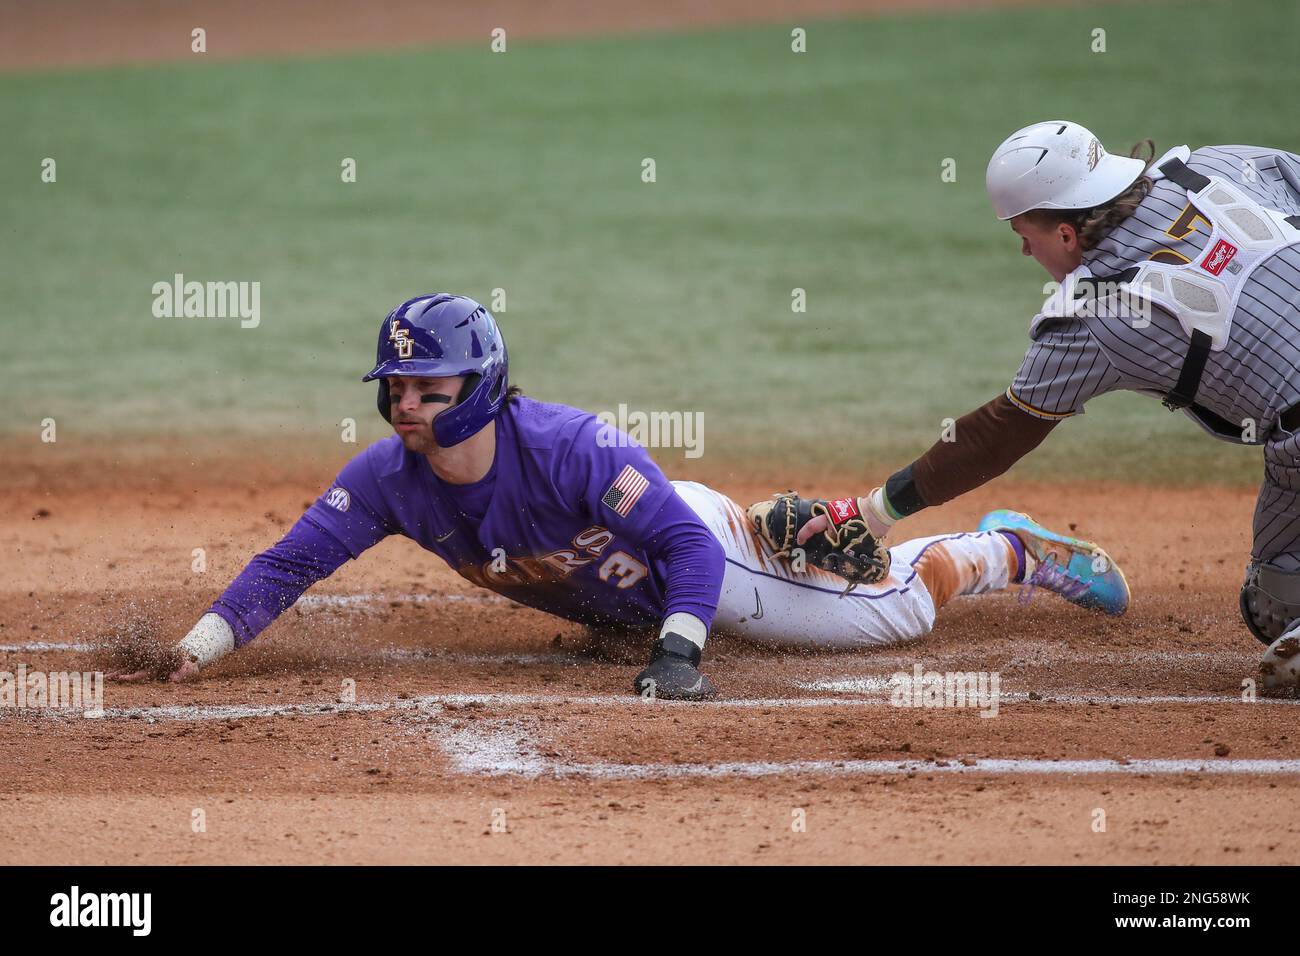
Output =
[{"x1": 602, "y1": 464, "x2": 650, "y2": 517}]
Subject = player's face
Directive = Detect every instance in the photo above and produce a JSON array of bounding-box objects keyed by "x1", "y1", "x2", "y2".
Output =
[
  {"x1": 387, "y1": 375, "x2": 464, "y2": 453},
  {"x1": 1010, "y1": 214, "x2": 1083, "y2": 283}
]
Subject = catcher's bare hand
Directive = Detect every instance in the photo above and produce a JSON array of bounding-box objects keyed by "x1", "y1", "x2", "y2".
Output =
[
  {"x1": 796, "y1": 513, "x2": 830, "y2": 545},
  {"x1": 798, "y1": 488, "x2": 895, "y2": 545},
  {"x1": 745, "y1": 492, "x2": 891, "y2": 592}
]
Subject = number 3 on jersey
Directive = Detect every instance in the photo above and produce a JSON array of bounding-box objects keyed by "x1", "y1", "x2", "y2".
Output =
[{"x1": 599, "y1": 551, "x2": 648, "y2": 589}]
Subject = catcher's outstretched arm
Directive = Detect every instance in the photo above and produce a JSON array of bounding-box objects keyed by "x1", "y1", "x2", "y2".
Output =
[
  {"x1": 786, "y1": 393, "x2": 1057, "y2": 554},
  {"x1": 902, "y1": 392, "x2": 1059, "y2": 510}
]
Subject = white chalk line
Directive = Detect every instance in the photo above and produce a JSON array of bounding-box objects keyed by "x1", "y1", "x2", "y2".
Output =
[
  {"x1": 795, "y1": 677, "x2": 1284, "y2": 706},
  {"x1": 4, "y1": 693, "x2": 908, "y2": 723},
  {"x1": 5, "y1": 686, "x2": 1290, "y2": 726},
  {"x1": 9, "y1": 689, "x2": 1296, "y2": 779},
  {"x1": 453, "y1": 753, "x2": 1300, "y2": 780},
  {"x1": 1, "y1": 639, "x2": 1271, "y2": 693},
  {"x1": 803, "y1": 677, "x2": 895, "y2": 694},
  {"x1": 433, "y1": 718, "x2": 1300, "y2": 780}
]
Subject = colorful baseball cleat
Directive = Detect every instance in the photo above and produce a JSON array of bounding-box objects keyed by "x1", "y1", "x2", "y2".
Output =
[{"x1": 977, "y1": 509, "x2": 1131, "y2": 615}]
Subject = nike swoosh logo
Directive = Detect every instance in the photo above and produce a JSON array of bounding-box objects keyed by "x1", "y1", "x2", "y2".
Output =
[
  {"x1": 752, "y1": 588, "x2": 764, "y2": 620},
  {"x1": 435, "y1": 529, "x2": 456, "y2": 542}
]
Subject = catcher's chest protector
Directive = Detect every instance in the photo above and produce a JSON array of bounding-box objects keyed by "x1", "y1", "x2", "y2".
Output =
[
  {"x1": 1123, "y1": 152, "x2": 1300, "y2": 352},
  {"x1": 1041, "y1": 153, "x2": 1300, "y2": 344},
  {"x1": 1037, "y1": 148, "x2": 1300, "y2": 417}
]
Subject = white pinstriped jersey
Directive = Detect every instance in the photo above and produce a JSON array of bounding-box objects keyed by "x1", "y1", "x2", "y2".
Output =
[{"x1": 1008, "y1": 144, "x2": 1300, "y2": 440}]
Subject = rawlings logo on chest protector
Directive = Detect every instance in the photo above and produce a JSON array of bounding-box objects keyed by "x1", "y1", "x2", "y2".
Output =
[{"x1": 1200, "y1": 239, "x2": 1239, "y2": 276}]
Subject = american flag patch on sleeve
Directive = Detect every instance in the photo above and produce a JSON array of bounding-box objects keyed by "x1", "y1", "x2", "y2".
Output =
[{"x1": 601, "y1": 464, "x2": 650, "y2": 518}]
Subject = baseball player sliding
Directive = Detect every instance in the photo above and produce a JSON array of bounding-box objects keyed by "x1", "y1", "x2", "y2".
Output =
[
  {"x1": 754, "y1": 121, "x2": 1300, "y2": 691},
  {"x1": 112, "y1": 294, "x2": 1129, "y2": 699}
]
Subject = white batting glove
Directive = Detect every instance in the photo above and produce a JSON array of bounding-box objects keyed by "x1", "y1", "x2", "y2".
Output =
[{"x1": 177, "y1": 613, "x2": 235, "y2": 670}]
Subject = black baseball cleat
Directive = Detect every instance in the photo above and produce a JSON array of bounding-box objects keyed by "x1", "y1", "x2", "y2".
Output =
[{"x1": 633, "y1": 633, "x2": 717, "y2": 701}]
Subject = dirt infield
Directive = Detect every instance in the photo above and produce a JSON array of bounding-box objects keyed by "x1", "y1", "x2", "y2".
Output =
[{"x1": 3, "y1": 445, "x2": 1296, "y2": 865}]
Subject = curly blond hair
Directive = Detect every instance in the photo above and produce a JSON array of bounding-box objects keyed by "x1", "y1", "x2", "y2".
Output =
[{"x1": 1024, "y1": 140, "x2": 1158, "y2": 250}]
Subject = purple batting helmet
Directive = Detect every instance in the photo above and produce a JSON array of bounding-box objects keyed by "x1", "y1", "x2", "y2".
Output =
[{"x1": 362, "y1": 293, "x2": 508, "y2": 447}]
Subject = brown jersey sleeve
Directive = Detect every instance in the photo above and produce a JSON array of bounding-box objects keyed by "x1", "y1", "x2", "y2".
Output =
[{"x1": 883, "y1": 393, "x2": 1059, "y2": 515}]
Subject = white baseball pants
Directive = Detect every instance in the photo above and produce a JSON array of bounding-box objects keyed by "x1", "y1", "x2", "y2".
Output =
[{"x1": 672, "y1": 481, "x2": 1018, "y2": 648}]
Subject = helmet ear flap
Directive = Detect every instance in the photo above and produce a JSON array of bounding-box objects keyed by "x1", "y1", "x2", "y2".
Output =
[
  {"x1": 376, "y1": 380, "x2": 392, "y2": 423},
  {"x1": 457, "y1": 373, "x2": 481, "y2": 405}
]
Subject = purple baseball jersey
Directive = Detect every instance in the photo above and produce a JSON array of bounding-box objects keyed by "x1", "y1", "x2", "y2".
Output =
[{"x1": 209, "y1": 398, "x2": 724, "y2": 647}]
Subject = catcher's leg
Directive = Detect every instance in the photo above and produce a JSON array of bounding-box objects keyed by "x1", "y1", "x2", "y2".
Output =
[
  {"x1": 672, "y1": 481, "x2": 1019, "y2": 648},
  {"x1": 1246, "y1": 435, "x2": 1300, "y2": 689},
  {"x1": 1245, "y1": 454, "x2": 1300, "y2": 643}
]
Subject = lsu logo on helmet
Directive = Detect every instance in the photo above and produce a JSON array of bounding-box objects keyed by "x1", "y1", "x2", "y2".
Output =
[{"x1": 388, "y1": 318, "x2": 413, "y2": 359}]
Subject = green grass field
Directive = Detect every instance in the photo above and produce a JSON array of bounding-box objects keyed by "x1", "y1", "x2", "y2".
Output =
[{"x1": 3, "y1": 0, "x2": 1297, "y2": 483}]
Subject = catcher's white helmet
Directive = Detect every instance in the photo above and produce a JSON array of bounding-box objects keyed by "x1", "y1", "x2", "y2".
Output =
[{"x1": 985, "y1": 120, "x2": 1147, "y2": 221}]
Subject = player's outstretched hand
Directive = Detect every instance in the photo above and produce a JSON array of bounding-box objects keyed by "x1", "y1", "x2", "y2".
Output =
[
  {"x1": 106, "y1": 642, "x2": 201, "y2": 683},
  {"x1": 108, "y1": 613, "x2": 232, "y2": 682},
  {"x1": 107, "y1": 658, "x2": 201, "y2": 683}
]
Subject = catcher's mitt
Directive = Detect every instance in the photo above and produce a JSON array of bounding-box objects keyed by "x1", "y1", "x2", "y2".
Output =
[{"x1": 745, "y1": 492, "x2": 891, "y2": 593}]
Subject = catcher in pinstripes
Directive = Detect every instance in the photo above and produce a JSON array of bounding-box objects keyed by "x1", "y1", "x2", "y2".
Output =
[{"x1": 750, "y1": 120, "x2": 1300, "y2": 691}]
